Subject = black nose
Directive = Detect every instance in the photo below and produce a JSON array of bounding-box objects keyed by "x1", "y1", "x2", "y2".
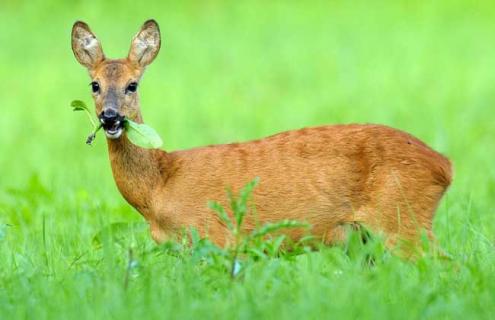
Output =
[{"x1": 99, "y1": 108, "x2": 118, "y2": 123}]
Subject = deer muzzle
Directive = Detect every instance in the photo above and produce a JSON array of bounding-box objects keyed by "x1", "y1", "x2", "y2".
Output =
[{"x1": 99, "y1": 108, "x2": 125, "y2": 139}]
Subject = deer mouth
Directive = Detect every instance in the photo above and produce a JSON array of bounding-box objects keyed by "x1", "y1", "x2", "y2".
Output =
[
  {"x1": 104, "y1": 121, "x2": 124, "y2": 139},
  {"x1": 99, "y1": 114, "x2": 126, "y2": 139}
]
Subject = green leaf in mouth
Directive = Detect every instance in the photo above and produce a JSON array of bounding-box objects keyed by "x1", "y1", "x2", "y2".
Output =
[
  {"x1": 71, "y1": 99, "x2": 163, "y2": 149},
  {"x1": 71, "y1": 100, "x2": 90, "y2": 112},
  {"x1": 70, "y1": 100, "x2": 101, "y2": 145},
  {"x1": 124, "y1": 120, "x2": 163, "y2": 149}
]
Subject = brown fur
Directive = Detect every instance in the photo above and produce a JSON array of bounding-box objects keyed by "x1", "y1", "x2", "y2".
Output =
[{"x1": 72, "y1": 20, "x2": 453, "y2": 255}]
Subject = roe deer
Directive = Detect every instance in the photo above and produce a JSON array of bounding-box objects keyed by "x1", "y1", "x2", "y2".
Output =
[{"x1": 71, "y1": 20, "x2": 452, "y2": 255}]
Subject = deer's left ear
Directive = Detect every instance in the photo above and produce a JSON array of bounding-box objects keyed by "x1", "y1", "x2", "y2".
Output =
[{"x1": 128, "y1": 20, "x2": 161, "y2": 67}]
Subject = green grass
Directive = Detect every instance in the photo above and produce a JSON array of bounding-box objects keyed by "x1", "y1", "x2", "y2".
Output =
[{"x1": 1, "y1": 0, "x2": 495, "y2": 318}]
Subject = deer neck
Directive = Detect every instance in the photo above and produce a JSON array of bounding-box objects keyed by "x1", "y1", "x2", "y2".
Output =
[{"x1": 106, "y1": 112, "x2": 169, "y2": 216}]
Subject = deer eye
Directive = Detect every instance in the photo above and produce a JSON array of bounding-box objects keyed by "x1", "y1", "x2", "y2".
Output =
[
  {"x1": 126, "y1": 82, "x2": 138, "y2": 93},
  {"x1": 90, "y1": 81, "x2": 100, "y2": 93}
]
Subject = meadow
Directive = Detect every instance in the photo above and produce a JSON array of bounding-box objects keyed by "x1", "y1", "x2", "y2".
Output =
[{"x1": 0, "y1": 1, "x2": 494, "y2": 319}]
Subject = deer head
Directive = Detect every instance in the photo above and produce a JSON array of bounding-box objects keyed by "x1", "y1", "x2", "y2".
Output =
[{"x1": 71, "y1": 20, "x2": 161, "y2": 139}]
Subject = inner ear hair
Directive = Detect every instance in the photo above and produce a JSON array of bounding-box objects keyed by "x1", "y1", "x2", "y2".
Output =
[{"x1": 71, "y1": 21, "x2": 105, "y2": 69}]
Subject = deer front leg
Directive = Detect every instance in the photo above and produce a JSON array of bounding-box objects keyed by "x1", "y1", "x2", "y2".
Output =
[{"x1": 150, "y1": 222, "x2": 167, "y2": 244}]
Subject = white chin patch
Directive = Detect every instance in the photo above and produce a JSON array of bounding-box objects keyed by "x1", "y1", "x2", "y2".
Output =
[{"x1": 105, "y1": 128, "x2": 123, "y2": 139}]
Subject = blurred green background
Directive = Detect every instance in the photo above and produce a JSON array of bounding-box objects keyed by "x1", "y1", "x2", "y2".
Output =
[{"x1": 0, "y1": 0, "x2": 494, "y2": 319}]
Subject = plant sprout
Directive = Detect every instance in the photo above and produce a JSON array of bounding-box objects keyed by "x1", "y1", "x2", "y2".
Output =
[{"x1": 70, "y1": 100, "x2": 163, "y2": 149}]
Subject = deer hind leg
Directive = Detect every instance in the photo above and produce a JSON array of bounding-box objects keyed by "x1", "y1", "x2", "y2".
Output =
[
  {"x1": 357, "y1": 172, "x2": 447, "y2": 258},
  {"x1": 320, "y1": 222, "x2": 363, "y2": 245}
]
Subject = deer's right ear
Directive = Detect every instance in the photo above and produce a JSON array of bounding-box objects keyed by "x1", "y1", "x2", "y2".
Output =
[{"x1": 71, "y1": 21, "x2": 105, "y2": 69}]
